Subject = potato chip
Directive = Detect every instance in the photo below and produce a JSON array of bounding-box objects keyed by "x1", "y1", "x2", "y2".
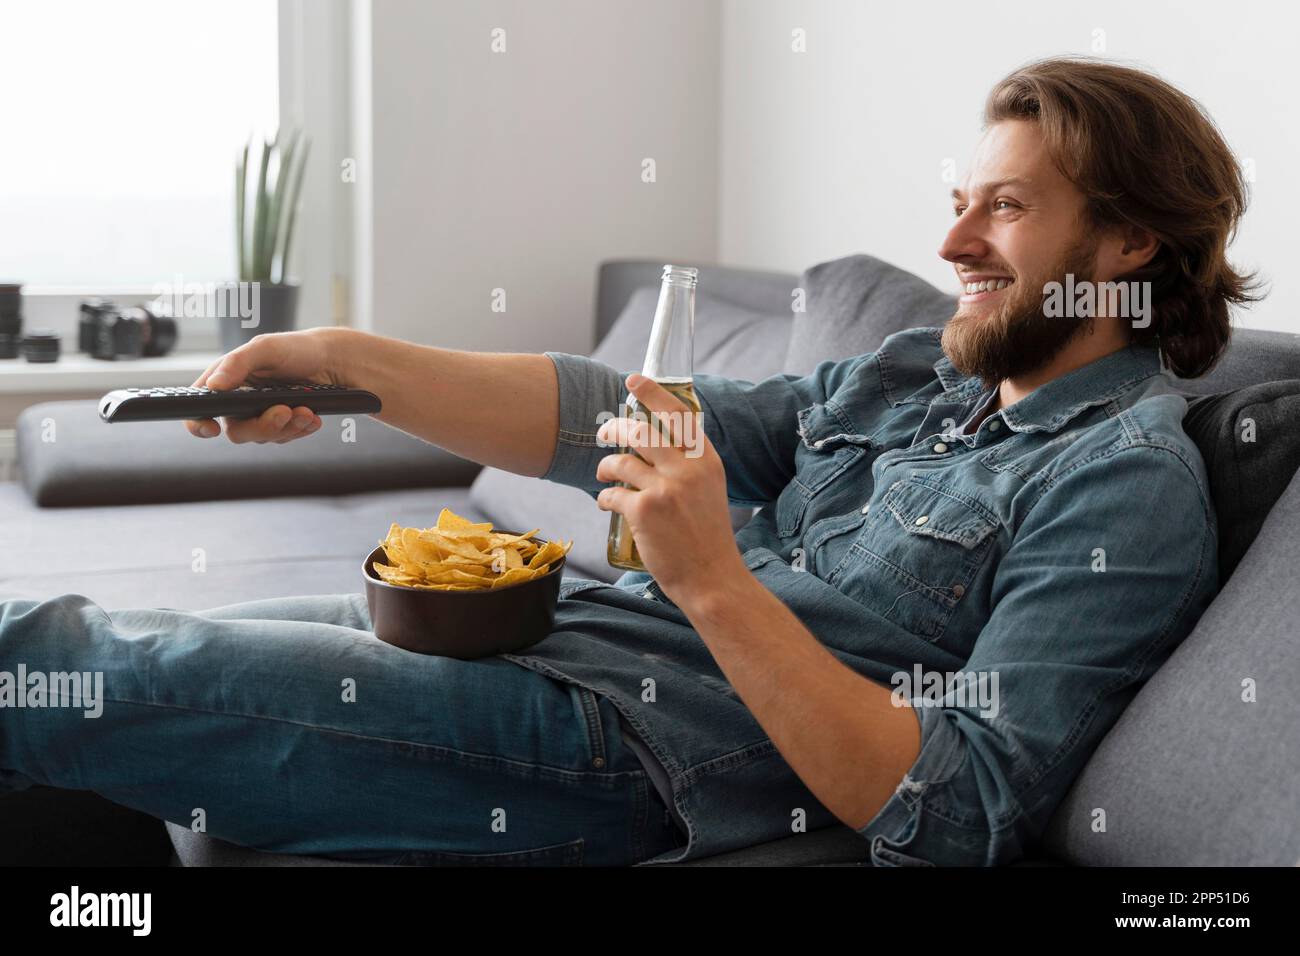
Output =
[
  {"x1": 371, "y1": 508, "x2": 573, "y2": 593},
  {"x1": 437, "y1": 508, "x2": 493, "y2": 533},
  {"x1": 371, "y1": 562, "x2": 423, "y2": 586}
]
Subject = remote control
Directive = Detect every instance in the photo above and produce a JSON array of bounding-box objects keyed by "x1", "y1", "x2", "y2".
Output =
[{"x1": 99, "y1": 382, "x2": 383, "y2": 423}]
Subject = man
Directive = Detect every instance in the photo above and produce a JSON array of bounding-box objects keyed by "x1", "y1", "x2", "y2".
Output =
[{"x1": 0, "y1": 56, "x2": 1258, "y2": 865}]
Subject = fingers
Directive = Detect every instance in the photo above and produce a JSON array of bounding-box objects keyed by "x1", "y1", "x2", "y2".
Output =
[
  {"x1": 597, "y1": 416, "x2": 676, "y2": 466},
  {"x1": 595, "y1": 484, "x2": 635, "y2": 515},
  {"x1": 595, "y1": 451, "x2": 657, "y2": 489},
  {"x1": 623, "y1": 374, "x2": 706, "y2": 456},
  {"x1": 222, "y1": 405, "x2": 322, "y2": 444},
  {"x1": 272, "y1": 407, "x2": 323, "y2": 444},
  {"x1": 187, "y1": 335, "x2": 300, "y2": 440},
  {"x1": 187, "y1": 340, "x2": 257, "y2": 438},
  {"x1": 191, "y1": 352, "x2": 227, "y2": 389},
  {"x1": 187, "y1": 417, "x2": 221, "y2": 439},
  {"x1": 196, "y1": 337, "x2": 271, "y2": 391}
]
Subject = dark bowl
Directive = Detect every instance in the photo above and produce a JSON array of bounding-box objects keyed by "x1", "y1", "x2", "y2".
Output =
[{"x1": 362, "y1": 535, "x2": 564, "y2": 659}]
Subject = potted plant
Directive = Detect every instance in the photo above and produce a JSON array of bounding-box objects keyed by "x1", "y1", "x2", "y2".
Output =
[{"x1": 219, "y1": 128, "x2": 311, "y2": 351}]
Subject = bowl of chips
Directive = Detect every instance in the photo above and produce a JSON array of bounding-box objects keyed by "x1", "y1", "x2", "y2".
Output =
[{"x1": 363, "y1": 507, "x2": 574, "y2": 659}]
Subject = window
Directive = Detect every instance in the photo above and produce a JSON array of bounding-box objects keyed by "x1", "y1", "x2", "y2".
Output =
[{"x1": 0, "y1": 0, "x2": 279, "y2": 287}]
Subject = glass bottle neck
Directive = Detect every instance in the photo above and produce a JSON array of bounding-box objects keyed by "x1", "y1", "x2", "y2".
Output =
[{"x1": 642, "y1": 268, "x2": 695, "y2": 380}]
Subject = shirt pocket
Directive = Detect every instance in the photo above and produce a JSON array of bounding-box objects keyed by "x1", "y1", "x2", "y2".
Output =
[
  {"x1": 775, "y1": 401, "x2": 878, "y2": 538},
  {"x1": 827, "y1": 478, "x2": 998, "y2": 641}
]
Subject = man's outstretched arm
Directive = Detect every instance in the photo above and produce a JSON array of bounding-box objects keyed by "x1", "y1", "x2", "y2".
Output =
[{"x1": 187, "y1": 327, "x2": 561, "y2": 479}]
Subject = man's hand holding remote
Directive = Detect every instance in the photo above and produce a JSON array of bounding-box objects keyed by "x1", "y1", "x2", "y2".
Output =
[
  {"x1": 185, "y1": 328, "x2": 342, "y2": 443},
  {"x1": 184, "y1": 328, "x2": 563, "y2": 480}
]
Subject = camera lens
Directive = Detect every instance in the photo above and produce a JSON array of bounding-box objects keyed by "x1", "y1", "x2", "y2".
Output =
[
  {"x1": 21, "y1": 328, "x2": 61, "y2": 363},
  {"x1": 0, "y1": 282, "x2": 21, "y2": 336},
  {"x1": 143, "y1": 314, "x2": 178, "y2": 356}
]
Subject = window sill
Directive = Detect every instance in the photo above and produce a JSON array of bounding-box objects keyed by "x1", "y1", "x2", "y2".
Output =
[{"x1": 0, "y1": 351, "x2": 222, "y2": 395}]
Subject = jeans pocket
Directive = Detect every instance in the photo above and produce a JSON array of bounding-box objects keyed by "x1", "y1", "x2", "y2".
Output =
[
  {"x1": 869, "y1": 834, "x2": 935, "y2": 867},
  {"x1": 387, "y1": 838, "x2": 585, "y2": 867},
  {"x1": 571, "y1": 685, "x2": 612, "y2": 771}
]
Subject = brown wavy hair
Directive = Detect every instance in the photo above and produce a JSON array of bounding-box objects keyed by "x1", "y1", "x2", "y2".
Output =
[{"x1": 984, "y1": 56, "x2": 1264, "y2": 378}]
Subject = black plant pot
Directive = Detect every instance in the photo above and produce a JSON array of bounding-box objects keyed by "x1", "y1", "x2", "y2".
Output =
[{"x1": 217, "y1": 281, "x2": 299, "y2": 353}]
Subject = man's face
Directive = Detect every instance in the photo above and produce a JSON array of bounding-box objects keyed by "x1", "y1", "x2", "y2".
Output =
[{"x1": 939, "y1": 119, "x2": 1100, "y2": 386}]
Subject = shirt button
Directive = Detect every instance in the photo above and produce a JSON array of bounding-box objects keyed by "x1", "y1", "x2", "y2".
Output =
[
  {"x1": 861, "y1": 502, "x2": 871, "y2": 514},
  {"x1": 914, "y1": 515, "x2": 929, "y2": 525},
  {"x1": 988, "y1": 420, "x2": 1001, "y2": 432},
  {"x1": 933, "y1": 442, "x2": 948, "y2": 453},
  {"x1": 592, "y1": 757, "x2": 606, "y2": 769},
  {"x1": 951, "y1": 584, "x2": 966, "y2": 598}
]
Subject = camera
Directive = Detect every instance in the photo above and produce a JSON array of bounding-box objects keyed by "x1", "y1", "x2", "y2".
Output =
[{"x1": 78, "y1": 299, "x2": 178, "y2": 360}]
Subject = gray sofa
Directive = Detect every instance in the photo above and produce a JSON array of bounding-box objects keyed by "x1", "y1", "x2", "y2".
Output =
[{"x1": 3, "y1": 256, "x2": 1299, "y2": 866}]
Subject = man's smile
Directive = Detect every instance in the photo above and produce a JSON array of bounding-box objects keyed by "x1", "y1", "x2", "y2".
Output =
[{"x1": 959, "y1": 274, "x2": 1016, "y2": 303}]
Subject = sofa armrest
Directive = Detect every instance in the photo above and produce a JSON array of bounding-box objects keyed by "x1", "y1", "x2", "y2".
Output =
[{"x1": 17, "y1": 400, "x2": 483, "y2": 507}]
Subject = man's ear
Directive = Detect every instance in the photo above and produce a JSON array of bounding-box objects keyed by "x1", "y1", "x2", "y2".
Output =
[{"x1": 1117, "y1": 223, "x2": 1160, "y2": 272}]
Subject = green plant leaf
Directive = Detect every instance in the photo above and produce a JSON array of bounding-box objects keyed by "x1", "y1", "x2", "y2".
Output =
[
  {"x1": 251, "y1": 136, "x2": 273, "y2": 282},
  {"x1": 279, "y1": 135, "x2": 311, "y2": 285},
  {"x1": 268, "y1": 129, "x2": 301, "y2": 283},
  {"x1": 235, "y1": 140, "x2": 249, "y2": 281}
]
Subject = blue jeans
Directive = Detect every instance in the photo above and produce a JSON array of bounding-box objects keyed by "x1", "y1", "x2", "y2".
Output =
[{"x1": 0, "y1": 592, "x2": 684, "y2": 866}]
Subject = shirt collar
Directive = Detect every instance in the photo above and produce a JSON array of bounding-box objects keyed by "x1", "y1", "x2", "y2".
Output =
[{"x1": 931, "y1": 342, "x2": 1165, "y2": 435}]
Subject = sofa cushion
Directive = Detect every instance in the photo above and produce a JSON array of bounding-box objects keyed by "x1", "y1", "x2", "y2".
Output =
[
  {"x1": 783, "y1": 254, "x2": 958, "y2": 374},
  {"x1": 0, "y1": 481, "x2": 502, "y2": 609},
  {"x1": 1041, "y1": 465, "x2": 1300, "y2": 865},
  {"x1": 16, "y1": 400, "x2": 482, "y2": 508},
  {"x1": 1182, "y1": 380, "x2": 1300, "y2": 580},
  {"x1": 593, "y1": 285, "x2": 793, "y2": 383},
  {"x1": 469, "y1": 288, "x2": 791, "y2": 581},
  {"x1": 1173, "y1": 327, "x2": 1300, "y2": 395}
]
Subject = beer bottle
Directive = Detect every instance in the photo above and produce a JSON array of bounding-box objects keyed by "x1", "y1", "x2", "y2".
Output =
[{"x1": 606, "y1": 265, "x2": 701, "y2": 572}]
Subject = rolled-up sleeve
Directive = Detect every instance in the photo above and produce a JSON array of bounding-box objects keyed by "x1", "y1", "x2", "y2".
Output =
[
  {"x1": 541, "y1": 351, "x2": 872, "y2": 505},
  {"x1": 857, "y1": 444, "x2": 1219, "y2": 866}
]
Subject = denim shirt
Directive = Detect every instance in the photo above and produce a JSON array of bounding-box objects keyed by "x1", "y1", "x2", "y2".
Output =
[{"x1": 505, "y1": 327, "x2": 1218, "y2": 865}]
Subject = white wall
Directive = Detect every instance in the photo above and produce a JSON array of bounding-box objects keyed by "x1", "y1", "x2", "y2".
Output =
[
  {"x1": 718, "y1": 0, "x2": 1299, "y2": 333},
  {"x1": 365, "y1": 0, "x2": 721, "y2": 354}
]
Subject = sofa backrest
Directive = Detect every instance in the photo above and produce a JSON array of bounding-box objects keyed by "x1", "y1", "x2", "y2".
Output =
[
  {"x1": 596, "y1": 257, "x2": 1300, "y2": 393},
  {"x1": 595, "y1": 260, "x2": 801, "y2": 344}
]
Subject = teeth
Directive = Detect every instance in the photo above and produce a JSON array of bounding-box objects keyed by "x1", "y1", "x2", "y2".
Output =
[{"x1": 964, "y1": 278, "x2": 1013, "y2": 294}]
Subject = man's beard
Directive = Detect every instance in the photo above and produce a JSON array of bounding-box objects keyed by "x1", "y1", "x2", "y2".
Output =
[{"x1": 941, "y1": 234, "x2": 1101, "y2": 387}]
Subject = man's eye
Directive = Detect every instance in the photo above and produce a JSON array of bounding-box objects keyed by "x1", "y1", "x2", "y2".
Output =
[
  {"x1": 994, "y1": 199, "x2": 1016, "y2": 211},
  {"x1": 953, "y1": 205, "x2": 967, "y2": 218}
]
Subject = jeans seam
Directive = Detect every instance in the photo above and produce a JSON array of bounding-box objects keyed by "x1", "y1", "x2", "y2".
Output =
[
  {"x1": 630, "y1": 772, "x2": 649, "y2": 863},
  {"x1": 94, "y1": 696, "x2": 635, "y2": 786},
  {"x1": 576, "y1": 688, "x2": 607, "y2": 770}
]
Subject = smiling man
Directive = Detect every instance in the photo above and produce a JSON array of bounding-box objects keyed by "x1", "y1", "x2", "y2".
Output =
[
  {"x1": 0, "y1": 56, "x2": 1260, "y2": 866},
  {"x1": 575, "y1": 55, "x2": 1257, "y2": 863}
]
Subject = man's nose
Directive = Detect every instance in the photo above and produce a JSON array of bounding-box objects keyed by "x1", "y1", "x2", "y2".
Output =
[{"x1": 938, "y1": 214, "x2": 989, "y2": 265}]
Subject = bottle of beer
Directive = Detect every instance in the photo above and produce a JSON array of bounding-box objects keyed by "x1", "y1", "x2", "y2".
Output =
[{"x1": 606, "y1": 264, "x2": 701, "y2": 572}]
